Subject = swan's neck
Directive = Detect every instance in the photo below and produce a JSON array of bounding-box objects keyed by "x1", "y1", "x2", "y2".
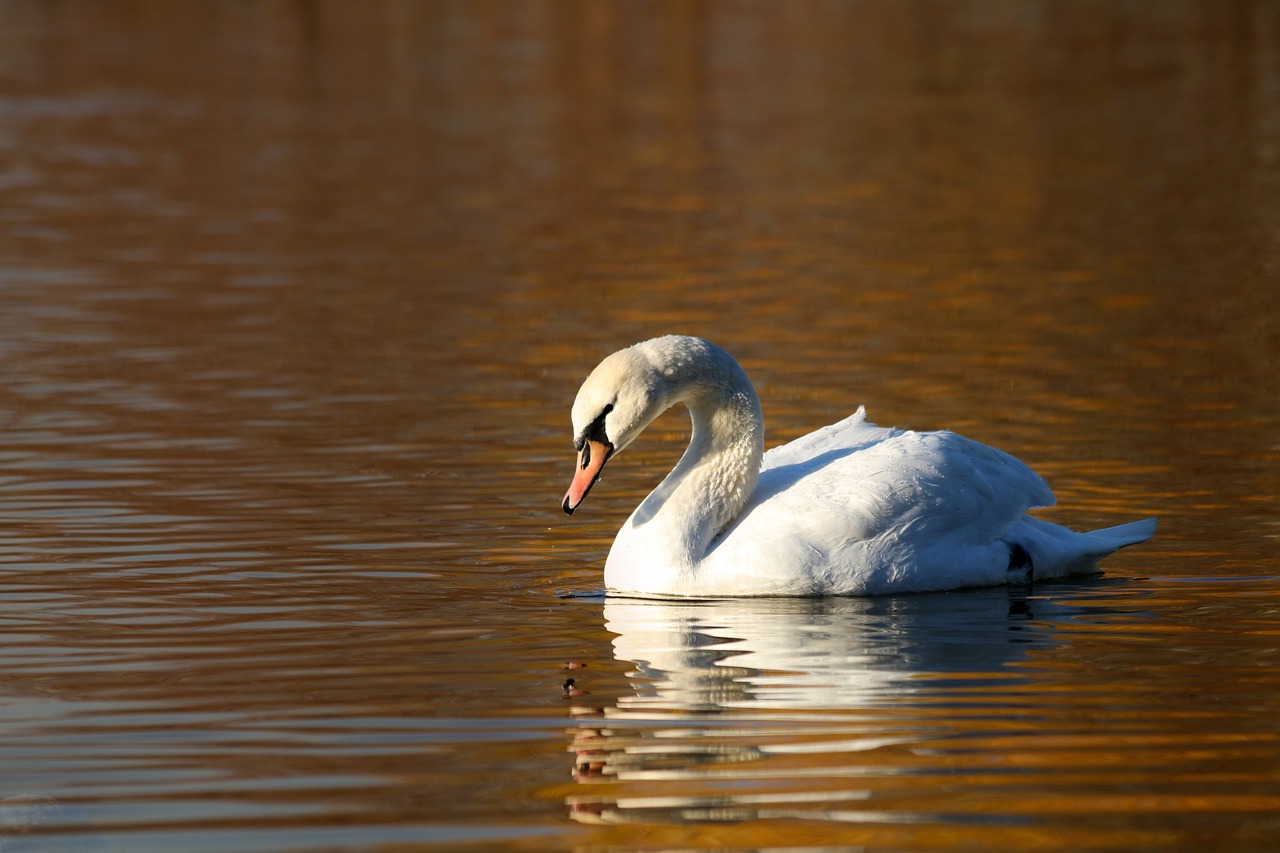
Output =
[{"x1": 628, "y1": 377, "x2": 765, "y2": 572}]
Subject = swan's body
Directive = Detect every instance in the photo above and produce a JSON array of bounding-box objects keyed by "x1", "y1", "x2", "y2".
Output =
[{"x1": 562, "y1": 336, "x2": 1155, "y2": 597}]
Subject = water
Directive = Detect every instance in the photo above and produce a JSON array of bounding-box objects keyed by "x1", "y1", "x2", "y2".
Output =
[{"x1": 0, "y1": 2, "x2": 1276, "y2": 850}]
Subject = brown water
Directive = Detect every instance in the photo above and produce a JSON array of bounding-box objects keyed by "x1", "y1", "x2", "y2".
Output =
[{"x1": 0, "y1": 2, "x2": 1276, "y2": 851}]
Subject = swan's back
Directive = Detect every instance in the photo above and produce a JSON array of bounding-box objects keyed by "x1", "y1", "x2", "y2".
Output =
[{"x1": 703, "y1": 408, "x2": 1059, "y2": 595}]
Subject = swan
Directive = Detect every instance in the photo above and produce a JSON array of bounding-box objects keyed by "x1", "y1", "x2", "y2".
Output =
[{"x1": 562, "y1": 335, "x2": 1156, "y2": 597}]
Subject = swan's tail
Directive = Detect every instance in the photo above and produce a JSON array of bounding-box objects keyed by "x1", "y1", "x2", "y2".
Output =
[
  {"x1": 1081, "y1": 518, "x2": 1158, "y2": 554},
  {"x1": 1012, "y1": 517, "x2": 1156, "y2": 581}
]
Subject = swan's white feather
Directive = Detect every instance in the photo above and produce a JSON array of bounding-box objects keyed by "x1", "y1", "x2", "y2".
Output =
[{"x1": 703, "y1": 409, "x2": 1057, "y2": 595}]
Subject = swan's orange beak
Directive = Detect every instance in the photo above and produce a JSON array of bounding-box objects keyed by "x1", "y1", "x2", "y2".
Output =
[{"x1": 563, "y1": 440, "x2": 611, "y2": 515}]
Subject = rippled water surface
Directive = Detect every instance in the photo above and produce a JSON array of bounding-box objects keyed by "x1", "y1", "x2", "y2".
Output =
[{"x1": 0, "y1": 2, "x2": 1277, "y2": 851}]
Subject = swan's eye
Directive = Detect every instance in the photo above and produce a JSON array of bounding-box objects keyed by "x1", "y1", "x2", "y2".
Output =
[{"x1": 582, "y1": 405, "x2": 613, "y2": 448}]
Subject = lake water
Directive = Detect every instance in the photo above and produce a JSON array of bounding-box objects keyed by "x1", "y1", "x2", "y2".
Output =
[{"x1": 0, "y1": 2, "x2": 1277, "y2": 851}]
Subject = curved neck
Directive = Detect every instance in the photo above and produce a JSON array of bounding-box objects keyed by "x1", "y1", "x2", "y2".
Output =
[{"x1": 629, "y1": 375, "x2": 765, "y2": 569}]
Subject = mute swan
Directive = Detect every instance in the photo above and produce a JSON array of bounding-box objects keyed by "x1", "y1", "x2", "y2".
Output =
[{"x1": 562, "y1": 335, "x2": 1155, "y2": 597}]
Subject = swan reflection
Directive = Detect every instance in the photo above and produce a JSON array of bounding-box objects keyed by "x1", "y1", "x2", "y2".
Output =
[{"x1": 569, "y1": 586, "x2": 1085, "y2": 826}]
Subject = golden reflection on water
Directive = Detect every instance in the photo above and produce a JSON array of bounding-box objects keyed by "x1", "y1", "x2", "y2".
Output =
[
  {"x1": 562, "y1": 581, "x2": 1280, "y2": 850},
  {"x1": 0, "y1": 1, "x2": 1275, "y2": 851}
]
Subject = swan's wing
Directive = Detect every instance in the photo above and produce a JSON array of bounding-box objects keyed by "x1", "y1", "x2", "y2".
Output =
[
  {"x1": 757, "y1": 406, "x2": 887, "y2": 469},
  {"x1": 708, "y1": 410, "x2": 1056, "y2": 591}
]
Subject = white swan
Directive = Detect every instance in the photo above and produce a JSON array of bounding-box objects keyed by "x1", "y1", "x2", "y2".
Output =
[{"x1": 562, "y1": 335, "x2": 1156, "y2": 597}]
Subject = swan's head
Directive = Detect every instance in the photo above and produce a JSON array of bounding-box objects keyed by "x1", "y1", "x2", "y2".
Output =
[{"x1": 562, "y1": 338, "x2": 693, "y2": 514}]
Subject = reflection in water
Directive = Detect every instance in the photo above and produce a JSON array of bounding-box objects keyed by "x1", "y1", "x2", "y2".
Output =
[
  {"x1": 606, "y1": 590, "x2": 1054, "y2": 708},
  {"x1": 567, "y1": 578, "x2": 1280, "y2": 845},
  {"x1": 569, "y1": 587, "x2": 1077, "y2": 825},
  {"x1": 0, "y1": 796, "x2": 105, "y2": 853}
]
